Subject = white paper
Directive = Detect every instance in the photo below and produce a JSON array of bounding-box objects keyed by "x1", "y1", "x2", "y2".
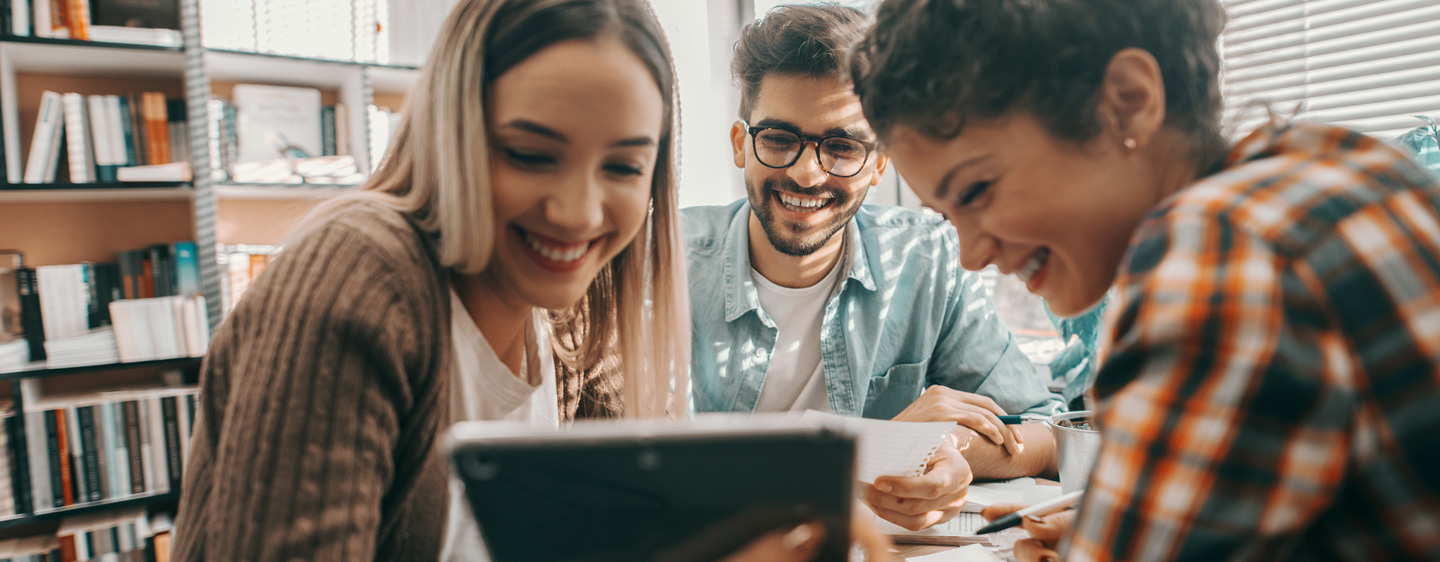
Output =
[
  {"x1": 799, "y1": 410, "x2": 955, "y2": 483},
  {"x1": 906, "y1": 544, "x2": 1007, "y2": 562}
]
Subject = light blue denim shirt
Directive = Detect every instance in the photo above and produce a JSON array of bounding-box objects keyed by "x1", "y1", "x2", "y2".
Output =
[{"x1": 683, "y1": 200, "x2": 1064, "y2": 419}]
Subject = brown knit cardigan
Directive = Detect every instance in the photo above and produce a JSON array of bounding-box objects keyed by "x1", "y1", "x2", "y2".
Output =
[{"x1": 172, "y1": 199, "x2": 620, "y2": 561}]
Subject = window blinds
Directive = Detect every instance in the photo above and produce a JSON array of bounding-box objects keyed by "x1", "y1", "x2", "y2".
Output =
[{"x1": 1220, "y1": 0, "x2": 1440, "y2": 140}]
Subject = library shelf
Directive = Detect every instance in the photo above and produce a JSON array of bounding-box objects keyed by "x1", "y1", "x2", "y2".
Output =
[
  {"x1": 0, "y1": 38, "x2": 185, "y2": 76},
  {"x1": 0, "y1": 357, "x2": 202, "y2": 382},
  {"x1": 0, "y1": 184, "x2": 193, "y2": 203},
  {"x1": 0, "y1": 492, "x2": 180, "y2": 531},
  {"x1": 214, "y1": 183, "x2": 358, "y2": 200}
]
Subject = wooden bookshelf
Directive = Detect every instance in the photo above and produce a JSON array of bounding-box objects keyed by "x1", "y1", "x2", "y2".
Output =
[{"x1": 0, "y1": 357, "x2": 200, "y2": 382}]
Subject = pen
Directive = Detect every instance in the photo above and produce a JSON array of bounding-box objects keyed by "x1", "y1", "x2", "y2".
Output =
[
  {"x1": 997, "y1": 415, "x2": 1043, "y2": 424},
  {"x1": 973, "y1": 489, "x2": 1085, "y2": 534}
]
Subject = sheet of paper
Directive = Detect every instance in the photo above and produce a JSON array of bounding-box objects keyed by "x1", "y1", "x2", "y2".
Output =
[
  {"x1": 906, "y1": 544, "x2": 1007, "y2": 562},
  {"x1": 800, "y1": 410, "x2": 955, "y2": 483},
  {"x1": 970, "y1": 477, "x2": 1064, "y2": 506},
  {"x1": 959, "y1": 486, "x2": 1023, "y2": 512}
]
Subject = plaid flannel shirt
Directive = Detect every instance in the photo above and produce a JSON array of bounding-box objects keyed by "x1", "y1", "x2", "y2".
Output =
[{"x1": 1067, "y1": 122, "x2": 1440, "y2": 561}]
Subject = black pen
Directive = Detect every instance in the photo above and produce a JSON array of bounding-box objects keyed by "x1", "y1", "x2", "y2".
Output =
[
  {"x1": 974, "y1": 489, "x2": 1085, "y2": 534},
  {"x1": 997, "y1": 415, "x2": 1044, "y2": 424}
]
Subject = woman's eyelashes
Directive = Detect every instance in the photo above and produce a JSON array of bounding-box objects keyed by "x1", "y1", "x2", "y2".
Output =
[
  {"x1": 958, "y1": 181, "x2": 992, "y2": 207},
  {"x1": 502, "y1": 148, "x2": 556, "y2": 168},
  {"x1": 501, "y1": 147, "x2": 646, "y2": 178}
]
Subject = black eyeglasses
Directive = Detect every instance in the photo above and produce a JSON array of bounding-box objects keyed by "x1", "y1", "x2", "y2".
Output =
[{"x1": 743, "y1": 121, "x2": 875, "y2": 178}]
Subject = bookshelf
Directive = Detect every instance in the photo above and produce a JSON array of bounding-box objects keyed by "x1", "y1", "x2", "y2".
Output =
[{"x1": 0, "y1": 0, "x2": 424, "y2": 553}]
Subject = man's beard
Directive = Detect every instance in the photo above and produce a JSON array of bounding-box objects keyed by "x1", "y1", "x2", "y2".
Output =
[{"x1": 746, "y1": 176, "x2": 864, "y2": 257}]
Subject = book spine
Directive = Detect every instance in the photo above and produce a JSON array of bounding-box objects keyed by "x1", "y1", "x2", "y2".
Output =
[
  {"x1": 33, "y1": 0, "x2": 51, "y2": 38},
  {"x1": 76, "y1": 406, "x2": 101, "y2": 502},
  {"x1": 23, "y1": 91, "x2": 64, "y2": 184},
  {"x1": 61, "y1": 93, "x2": 94, "y2": 183},
  {"x1": 159, "y1": 397, "x2": 180, "y2": 491},
  {"x1": 25, "y1": 410, "x2": 52, "y2": 511},
  {"x1": 142, "y1": 398, "x2": 165, "y2": 493},
  {"x1": 66, "y1": 0, "x2": 88, "y2": 41},
  {"x1": 109, "y1": 401, "x2": 130, "y2": 498},
  {"x1": 112, "y1": 96, "x2": 135, "y2": 168},
  {"x1": 121, "y1": 401, "x2": 142, "y2": 494},
  {"x1": 6, "y1": 414, "x2": 32, "y2": 514},
  {"x1": 10, "y1": 0, "x2": 29, "y2": 36},
  {"x1": 87, "y1": 95, "x2": 116, "y2": 182},
  {"x1": 171, "y1": 242, "x2": 199, "y2": 297},
  {"x1": 143, "y1": 93, "x2": 169, "y2": 165},
  {"x1": 320, "y1": 106, "x2": 336, "y2": 156},
  {"x1": 0, "y1": 414, "x2": 13, "y2": 516},
  {"x1": 16, "y1": 267, "x2": 47, "y2": 362},
  {"x1": 127, "y1": 93, "x2": 147, "y2": 168},
  {"x1": 49, "y1": 0, "x2": 69, "y2": 39},
  {"x1": 146, "y1": 245, "x2": 173, "y2": 299},
  {"x1": 44, "y1": 410, "x2": 65, "y2": 507},
  {"x1": 60, "y1": 409, "x2": 80, "y2": 505}
]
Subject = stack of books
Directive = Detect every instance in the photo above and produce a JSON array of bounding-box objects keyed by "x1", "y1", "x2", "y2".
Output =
[
  {"x1": 19, "y1": 91, "x2": 189, "y2": 185},
  {"x1": 0, "y1": 340, "x2": 27, "y2": 373},
  {"x1": 0, "y1": 509, "x2": 173, "y2": 560},
  {"x1": 42, "y1": 328, "x2": 119, "y2": 369},
  {"x1": 219, "y1": 244, "x2": 279, "y2": 314},
  {"x1": 17, "y1": 384, "x2": 198, "y2": 514},
  {"x1": 12, "y1": 241, "x2": 204, "y2": 367},
  {"x1": 3, "y1": 0, "x2": 181, "y2": 46}
]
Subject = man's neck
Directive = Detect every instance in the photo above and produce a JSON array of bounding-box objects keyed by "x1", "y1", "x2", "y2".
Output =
[{"x1": 747, "y1": 213, "x2": 847, "y2": 288}]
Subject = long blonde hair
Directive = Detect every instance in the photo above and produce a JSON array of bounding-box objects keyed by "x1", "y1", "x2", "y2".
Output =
[{"x1": 318, "y1": 0, "x2": 689, "y2": 419}]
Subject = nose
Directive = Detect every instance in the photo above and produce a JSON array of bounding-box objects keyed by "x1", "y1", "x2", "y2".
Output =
[
  {"x1": 544, "y1": 170, "x2": 605, "y2": 236},
  {"x1": 785, "y1": 142, "x2": 828, "y2": 187},
  {"x1": 949, "y1": 216, "x2": 996, "y2": 272}
]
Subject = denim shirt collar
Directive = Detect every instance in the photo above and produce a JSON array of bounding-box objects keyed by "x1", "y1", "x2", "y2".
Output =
[{"x1": 721, "y1": 202, "x2": 878, "y2": 323}]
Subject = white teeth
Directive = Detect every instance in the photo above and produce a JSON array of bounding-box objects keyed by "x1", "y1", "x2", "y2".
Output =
[
  {"x1": 523, "y1": 231, "x2": 589, "y2": 263},
  {"x1": 778, "y1": 193, "x2": 831, "y2": 210},
  {"x1": 1016, "y1": 248, "x2": 1049, "y2": 283}
]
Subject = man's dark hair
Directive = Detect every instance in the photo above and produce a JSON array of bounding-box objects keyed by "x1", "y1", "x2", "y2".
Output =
[
  {"x1": 732, "y1": 3, "x2": 870, "y2": 120},
  {"x1": 850, "y1": 0, "x2": 1227, "y2": 161}
]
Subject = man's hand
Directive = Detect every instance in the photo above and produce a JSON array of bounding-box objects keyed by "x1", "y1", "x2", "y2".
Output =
[
  {"x1": 862, "y1": 439, "x2": 972, "y2": 531},
  {"x1": 979, "y1": 503, "x2": 1076, "y2": 562},
  {"x1": 891, "y1": 386, "x2": 1023, "y2": 456}
]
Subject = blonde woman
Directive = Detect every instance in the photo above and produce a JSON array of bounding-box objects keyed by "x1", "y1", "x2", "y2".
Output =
[{"x1": 171, "y1": 0, "x2": 692, "y2": 560}]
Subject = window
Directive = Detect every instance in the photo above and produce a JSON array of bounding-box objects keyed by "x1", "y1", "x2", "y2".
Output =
[{"x1": 1220, "y1": 0, "x2": 1440, "y2": 140}]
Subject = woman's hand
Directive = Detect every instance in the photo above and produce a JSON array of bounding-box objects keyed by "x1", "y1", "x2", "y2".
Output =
[
  {"x1": 892, "y1": 386, "x2": 1023, "y2": 456},
  {"x1": 979, "y1": 503, "x2": 1076, "y2": 562}
]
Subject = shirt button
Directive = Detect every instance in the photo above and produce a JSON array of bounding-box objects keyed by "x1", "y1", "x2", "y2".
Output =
[{"x1": 754, "y1": 348, "x2": 768, "y2": 360}]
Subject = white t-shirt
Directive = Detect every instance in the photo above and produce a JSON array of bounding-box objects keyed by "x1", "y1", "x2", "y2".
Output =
[
  {"x1": 441, "y1": 289, "x2": 558, "y2": 562},
  {"x1": 751, "y1": 261, "x2": 843, "y2": 412}
]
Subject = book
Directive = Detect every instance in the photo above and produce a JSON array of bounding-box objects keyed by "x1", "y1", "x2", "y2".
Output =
[
  {"x1": 117, "y1": 161, "x2": 191, "y2": 182},
  {"x1": 16, "y1": 267, "x2": 47, "y2": 362},
  {"x1": 36, "y1": 265, "x2": 90, "y2": 342},
  {"x1": 67, "y1": 0, "x2": 91, "y2": 40},
  {"x1": 172, "y1": 242, "x2": 199, "y2": 296},
  {"x1": 5, "y1": 414, "x2": 33, "y2": 515},
  {"x1": 61, "y1": 93, "x2": 96, "y2": 183},
  {"x1": 142, "y1": 92, "x2": 171, "y2": 165},
  {"x1": 0, "y1": 252, "x2": 22, "y2": 344},
  {"x1": 11, "y1": 0, "x2": 29, "y2": 36},
  {"x1": 86, "y1": 24, "x2": 181, "y2": 46},
  {"x1": 232, "y1": 84, "x2": 323, "y2": 163},
  {"x1": 24, "y1": 410, "x2": 52, "y2": 511},
  {"x1": 23, "y1": 91, "x2": 65, "y2": 183}
]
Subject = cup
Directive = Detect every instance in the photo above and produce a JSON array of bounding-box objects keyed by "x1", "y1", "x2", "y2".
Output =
[{"x1": 1047, "y1": 410, "x2": 1101, "y2": 494}]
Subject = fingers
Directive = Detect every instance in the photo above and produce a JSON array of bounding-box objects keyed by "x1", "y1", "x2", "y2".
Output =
[
  {"x1": 717, "y1": 522, "x2": 826, "y2": 562},
  {"x1": 864, "y1": 481, "x2": 967, "y2": 516},
  {"x1": 1021, "y1": 510, "x2": 1076, "y2": 543},
  {"x1": 979, "y1": 503, "x2": 1030, "y2": 521},
  {"x1": 1012, "y1": 537, "x2": 1060, "y2": 562},
  {"x1": 868, "y1": 502, "x2": 959, "y2": 532}
]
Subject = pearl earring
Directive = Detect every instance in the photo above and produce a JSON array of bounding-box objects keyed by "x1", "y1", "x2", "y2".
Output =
[{"x1": 1123, "y1": 137, "x2": 1138, "y2": 150}]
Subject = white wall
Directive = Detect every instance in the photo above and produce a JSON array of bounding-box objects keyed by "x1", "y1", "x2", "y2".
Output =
[{"x1": 650, "y1": 0, "x2": 748, "y2": 209}]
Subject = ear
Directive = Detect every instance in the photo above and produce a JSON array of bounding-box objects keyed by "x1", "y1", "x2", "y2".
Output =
[
  {"x1": 1098, "y1": 48, "x2": 1167, "y2": 149},
  {"x1": 731, "y1": 120, "x2": 747, "y2": 169},
  {"x1": 868, "y1": 152, "x2": 890, "y2": 187}
]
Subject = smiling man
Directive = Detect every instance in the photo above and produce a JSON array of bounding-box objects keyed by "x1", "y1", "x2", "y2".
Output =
[{"x1": 682, "y1": 4, "x2": 1065, "y2": 531}]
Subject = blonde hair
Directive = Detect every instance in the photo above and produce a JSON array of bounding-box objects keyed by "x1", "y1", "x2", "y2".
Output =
[{"x1": 315, "y1": 0, "x2": 689, "y2": 419}]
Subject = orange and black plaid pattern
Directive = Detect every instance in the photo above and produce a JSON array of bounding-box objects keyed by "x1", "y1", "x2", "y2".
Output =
[{"x1": 1066, "y1": 122, "x2": 1440, "y2": 561}]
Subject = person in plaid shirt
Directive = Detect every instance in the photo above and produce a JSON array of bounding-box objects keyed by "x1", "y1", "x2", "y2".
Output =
[{"x1": 848, "y1": 0, "x2": 1440, "y2": 560}]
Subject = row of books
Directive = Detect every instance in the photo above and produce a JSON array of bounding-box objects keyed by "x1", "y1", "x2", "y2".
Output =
[
  {"x1": 198, "y1": 0, "x2": 455, "y2": 67},
  {"x1": 3, "y1": 0, "x2": 181, "y2": 46},
  {"x1": 0, "y1": 509, "x2": 172, "y2": 561},
  {"x1": 20, "y1": 91, "x2": 188, "y2": 185},
  {"x1": 207, "y1": 88, "x2": 362, "y2": 184},
  {"x1": 3, "y1": 242, "x2": 202, "y2": 365},
  {"x1": 218, "y1": 244, "x2": 276, "y2": 314},
  {"x1": 12, "y1": 386, "x2": 197, "y2": 515}
]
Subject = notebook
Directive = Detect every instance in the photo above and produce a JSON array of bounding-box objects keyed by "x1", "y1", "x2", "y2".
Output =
[{"x1": 798, "y1": 410, "x2": 955, "y2": 483}]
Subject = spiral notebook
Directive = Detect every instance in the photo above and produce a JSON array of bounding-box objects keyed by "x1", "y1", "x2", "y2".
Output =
[{"x1": 798, "y1": 410, "x2": 955, "y2": 483}]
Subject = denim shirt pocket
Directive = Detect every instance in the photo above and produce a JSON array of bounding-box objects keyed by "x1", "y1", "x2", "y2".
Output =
[{"x1": 865, "y1": 360, "x2": 930, "y2": 417}]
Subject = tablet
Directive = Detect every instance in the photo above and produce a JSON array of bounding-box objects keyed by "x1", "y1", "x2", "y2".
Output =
[{"x1": 448, "y1": 416, "x2": 856, "y2": 562}]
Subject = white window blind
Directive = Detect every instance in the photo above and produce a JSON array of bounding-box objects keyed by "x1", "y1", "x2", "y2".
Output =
[{"x1": 1220, "y1": 0, "x2": 1440, "y2": 140}]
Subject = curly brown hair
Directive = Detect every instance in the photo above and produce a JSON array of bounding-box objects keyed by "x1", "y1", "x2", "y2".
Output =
[{"x1": 850, "y1": 0, "x2": 1228, "y2": 162}]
